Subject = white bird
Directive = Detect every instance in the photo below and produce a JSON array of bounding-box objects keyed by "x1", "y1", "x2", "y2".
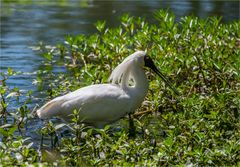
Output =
[{"x1": 37, "y1": 51, "x2": 179, "y2": 128}]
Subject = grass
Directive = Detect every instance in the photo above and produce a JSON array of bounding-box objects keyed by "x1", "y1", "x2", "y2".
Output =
[{"x1": 0, "y1": 10, "x2": 240, "y2": 166}]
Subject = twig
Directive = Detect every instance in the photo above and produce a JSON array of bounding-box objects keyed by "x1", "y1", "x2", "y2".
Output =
[{"x1": 133, "y1": 110, "x2": 153, "y2": 118}]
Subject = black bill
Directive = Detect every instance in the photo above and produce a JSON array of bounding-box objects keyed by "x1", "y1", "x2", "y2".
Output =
[{"x1": 144, "y1": 56, "x2": 180, "y2": 95}]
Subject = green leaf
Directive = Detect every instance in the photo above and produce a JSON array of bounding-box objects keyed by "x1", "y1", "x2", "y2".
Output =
[
  {"x1": 12, "y1": 141, "x2": 22, "y2": 148},
  {"x1": 95, "y1": 21, "x2": 106, "y2": 33},
  {"x1": 0, "y1": 142, "x2": 7, "y2": 149},
  {"x1": 7, "y1": 67, "x2": 13, "y2": 75},
  {"x1": 42, "y1": 52, "x2": 53, "y2": 61},
  {"x1": 8, "y1": 126, "x2": 17, "y2": 135},
  {"x1": 55, "y1": 123, "x2": 66, "y2": 130}
]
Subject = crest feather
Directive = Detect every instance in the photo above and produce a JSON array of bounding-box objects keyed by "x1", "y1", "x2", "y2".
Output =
[{"x1": 108, "y1": 51, "x2": 146, "y2": 89}]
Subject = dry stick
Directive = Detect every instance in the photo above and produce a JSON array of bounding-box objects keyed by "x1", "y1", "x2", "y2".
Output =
[
  {"x1": 132, "y1": 110, "x2": 153, "y2": 118},
  {"x1": 187, "y1": 84, "x2": 194, "y2": 97}
]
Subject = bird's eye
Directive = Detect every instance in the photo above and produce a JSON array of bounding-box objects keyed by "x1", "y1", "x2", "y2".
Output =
[
  {"x1": 144, "y1": 55, "x2": 150, "y2": 61},
  {"x1": 144, "y1": 55, "x2": 153, "y2": 67}
]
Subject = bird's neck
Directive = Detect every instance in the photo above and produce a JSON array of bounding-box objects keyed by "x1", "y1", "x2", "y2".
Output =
[
  {"x1": 126, "y1": 66, "x2": 148, "y2": 107},
  {"x1": 131, "y1": 67, "x2": 148, "y2": 91}
]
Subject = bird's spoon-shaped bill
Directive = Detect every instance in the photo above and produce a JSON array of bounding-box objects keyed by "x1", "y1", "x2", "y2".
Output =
[{"x1": 144, "y1": 56, "x2": 180, "y2": 96}]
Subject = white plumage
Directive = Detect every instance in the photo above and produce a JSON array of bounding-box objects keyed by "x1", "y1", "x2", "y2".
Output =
[{"x1": 37, "y1": 51, "x2": 179, "y2": 128}]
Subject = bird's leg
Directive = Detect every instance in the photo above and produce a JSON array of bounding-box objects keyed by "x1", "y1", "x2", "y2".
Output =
[
  {"x1": 54, "y1": 133, "x2": 59, "y2": 147},
  {"x1": 128, "y1": 113, "x2": 136, "y2": 138}
]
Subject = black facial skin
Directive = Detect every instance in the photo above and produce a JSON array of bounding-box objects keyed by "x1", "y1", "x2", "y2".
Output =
[{"x1": 144, "y1": 55, "x2": 180, "y2": 95}]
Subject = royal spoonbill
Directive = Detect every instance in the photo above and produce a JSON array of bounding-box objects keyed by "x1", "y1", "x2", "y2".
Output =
[{"x1": 37, "y1": 51, "x2": 179, "y2": 128}]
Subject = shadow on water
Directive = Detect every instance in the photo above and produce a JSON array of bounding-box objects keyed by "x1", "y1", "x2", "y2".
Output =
[{"x1": 0, "y1": 0, "x2": 239, "y2": 141}]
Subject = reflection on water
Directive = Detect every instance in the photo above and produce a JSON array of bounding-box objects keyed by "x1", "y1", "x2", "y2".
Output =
[{"x1": 0, "y1": 0, "x2": 239, "y2": 100}]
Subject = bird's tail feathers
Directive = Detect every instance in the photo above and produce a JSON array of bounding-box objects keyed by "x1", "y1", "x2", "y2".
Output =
[{"x1": 37, "y1": 98, "x2": 64, "y2": 119}]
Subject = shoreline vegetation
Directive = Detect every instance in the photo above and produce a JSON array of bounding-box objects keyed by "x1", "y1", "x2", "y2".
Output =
[{"x1": 0, "y1": 10, "x2": 240, "y2": 166}]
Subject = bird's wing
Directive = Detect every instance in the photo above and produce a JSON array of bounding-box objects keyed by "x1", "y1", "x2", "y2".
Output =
[
  {"x1": 61, "y1": 84, "x2": 132, "y2": 122},
  {"x1": 37, "y1": 84, "x2": 131, "y2": 122}
]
